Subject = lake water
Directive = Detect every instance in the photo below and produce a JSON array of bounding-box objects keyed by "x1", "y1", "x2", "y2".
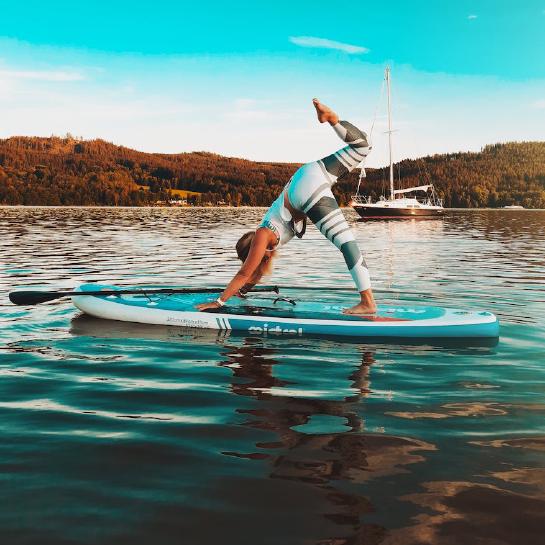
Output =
[{"x1": 1, "y1": 206, "x2": 544, "y2": 545}]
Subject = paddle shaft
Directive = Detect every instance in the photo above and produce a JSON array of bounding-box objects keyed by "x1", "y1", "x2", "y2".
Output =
[
  {"x1": 9, "y1": 286, "x2": 279, "y2": 306},
  {"x1": 55, "y1": 286, "x2": 278, "y2": 298}
]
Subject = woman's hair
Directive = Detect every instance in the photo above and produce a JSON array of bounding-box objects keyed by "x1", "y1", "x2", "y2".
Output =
[{"x1": 236, "y1": 231, "x2": 255, "y2": 261}]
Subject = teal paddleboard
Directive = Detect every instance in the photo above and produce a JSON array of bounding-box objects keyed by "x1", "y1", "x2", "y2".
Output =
[{"x1": 72, "y1": 284, "x2": 500, "y2": 339}]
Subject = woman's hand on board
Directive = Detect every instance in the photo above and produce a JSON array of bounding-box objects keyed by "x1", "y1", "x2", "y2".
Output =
[{"x1": 195, "y1": 301, "x2": 223, "y2": 311}]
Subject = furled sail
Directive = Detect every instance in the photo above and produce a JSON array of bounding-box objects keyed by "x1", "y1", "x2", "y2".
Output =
[{"x1": 393, "y1": 185, "x2": 432, "y2": 195}]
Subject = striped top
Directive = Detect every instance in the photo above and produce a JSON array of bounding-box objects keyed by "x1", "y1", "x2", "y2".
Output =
[{"x1": 259, "y1": 191, "x2": 304, "y2": 247}]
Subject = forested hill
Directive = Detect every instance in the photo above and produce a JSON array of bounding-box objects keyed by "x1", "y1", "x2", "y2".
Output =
[{"x1": 0, "y1": 136, "x2": 544, "y2": 207}]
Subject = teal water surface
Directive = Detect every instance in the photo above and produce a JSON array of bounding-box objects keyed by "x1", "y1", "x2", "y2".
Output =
[{"x1": 1, "y1": 207, "x2": 544, "y2": 545}]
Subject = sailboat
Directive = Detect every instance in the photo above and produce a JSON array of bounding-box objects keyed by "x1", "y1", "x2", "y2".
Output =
[{"x1": 351, "y1": 67, "x2": 444, "y2": 219}]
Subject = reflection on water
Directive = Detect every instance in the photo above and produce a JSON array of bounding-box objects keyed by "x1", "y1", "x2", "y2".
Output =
[
  {"x1": 1, "y1": 207, "x2": 545, "y2": 544},
  {"x1": 216, "y1": 334, "x2": 436, "y2": 544}
]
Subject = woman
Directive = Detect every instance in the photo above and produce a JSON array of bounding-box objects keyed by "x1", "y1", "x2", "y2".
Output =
[{"x1": 196, "y1": 99, "x2": 376, "y2": 315}]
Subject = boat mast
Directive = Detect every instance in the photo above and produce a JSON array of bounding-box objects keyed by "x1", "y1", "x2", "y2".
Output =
[{"x1": 385, "y1": 66, "x2": 394, "y2": 201}]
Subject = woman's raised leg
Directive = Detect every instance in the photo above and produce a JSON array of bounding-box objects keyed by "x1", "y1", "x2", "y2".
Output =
[{"x1": 303, "y1": 100, "x2": 376, "y2": 314}]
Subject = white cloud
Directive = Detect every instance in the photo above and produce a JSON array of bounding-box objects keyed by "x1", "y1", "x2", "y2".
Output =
[
  {"x1": 289, "y1": 36, "x2": 369, "y2": 54},
  {"x1": 0, "y1": 69, "x2": 84, "y2": 81},
  {"x1": 468, "y1": 14, "x2": 478, "y2": 20},
  {"x1": 532, "y1": 99, "x2": 545, "y2": 109}
]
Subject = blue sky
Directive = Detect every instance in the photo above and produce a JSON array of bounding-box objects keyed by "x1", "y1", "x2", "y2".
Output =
[{"x1": 0, "y1": 1, "x2": 543, "y2": 165}]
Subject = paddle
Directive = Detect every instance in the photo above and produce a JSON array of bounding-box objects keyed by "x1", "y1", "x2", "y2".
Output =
[{"x1": 8, "y1": 285, "x2": 280, "y2": 306}]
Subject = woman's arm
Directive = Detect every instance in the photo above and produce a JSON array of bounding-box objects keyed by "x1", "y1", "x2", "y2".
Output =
[{"x1": 195, "y1": 228, "x2": 272, "y2": 310}]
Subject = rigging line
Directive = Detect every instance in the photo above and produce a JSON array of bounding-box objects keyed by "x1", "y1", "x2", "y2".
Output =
[
  {"x1": 368, "y1": 76, "x2": 386, "y2": 140},
  {"x1": 355, "y1": 75, "x2": 386, "y2": 197}
]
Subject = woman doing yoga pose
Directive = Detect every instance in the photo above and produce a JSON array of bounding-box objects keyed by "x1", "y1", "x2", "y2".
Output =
[{"x1": 196, "y1": 99, "x2": 376, "y2": 315}]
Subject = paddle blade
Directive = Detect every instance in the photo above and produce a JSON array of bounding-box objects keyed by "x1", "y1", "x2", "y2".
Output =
[{"x1": 8, "y1": 291, "x2": 61, "y2": 306}]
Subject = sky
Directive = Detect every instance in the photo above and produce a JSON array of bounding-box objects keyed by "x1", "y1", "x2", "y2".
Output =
[{"x1": 0, "y1": 0, "x2": 544, "y2": 166}]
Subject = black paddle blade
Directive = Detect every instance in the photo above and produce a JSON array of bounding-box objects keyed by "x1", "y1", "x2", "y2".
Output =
[{"x1": 8, "y1": 291, "x2": 61, "y2": 306}]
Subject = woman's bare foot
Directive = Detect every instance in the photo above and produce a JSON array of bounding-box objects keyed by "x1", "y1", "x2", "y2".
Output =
[
  {"x1": 312, "y1": 98, "x2": 339, "y2": 125},
  {"x1": 343, "y1": 302, "x2": 377, "y2": 316},
  {"x1": 342, "y1": 289, "x2": 377, "y2": 316}
]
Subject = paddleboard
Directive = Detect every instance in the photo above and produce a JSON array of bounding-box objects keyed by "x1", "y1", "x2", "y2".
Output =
[{"x1": 72, "y1": 284, "x2": 499, "y2": 339}]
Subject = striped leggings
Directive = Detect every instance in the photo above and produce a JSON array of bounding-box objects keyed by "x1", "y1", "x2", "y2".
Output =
[{"x1": 287, "y1": 120, "x2": 372, "y2": 291}]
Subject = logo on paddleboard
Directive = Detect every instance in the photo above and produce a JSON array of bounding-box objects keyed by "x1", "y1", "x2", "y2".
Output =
[
  {"x1": 166, "y1": 317, "x2": 210, "y2": 328},
  {"x1": 248, "y1": 323, "x2": 303, "y2": 336}
]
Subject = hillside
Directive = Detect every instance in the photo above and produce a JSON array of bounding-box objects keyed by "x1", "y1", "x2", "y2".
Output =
[{"x1": 0, "y1": 136, "x2": 544, "y2": 207}]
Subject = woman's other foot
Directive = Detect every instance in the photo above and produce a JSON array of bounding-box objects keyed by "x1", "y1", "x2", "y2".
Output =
[
  {"x1": 342, "y1": 289, "x2": 377, "y2": 316},
  {"x1": 312, "y1": 98, "x2": 339, "y2": 125},
  {"x1": 343, "y1": 302, "x2": 377, "y2": 316}
]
